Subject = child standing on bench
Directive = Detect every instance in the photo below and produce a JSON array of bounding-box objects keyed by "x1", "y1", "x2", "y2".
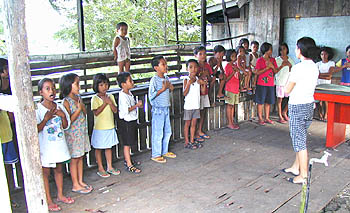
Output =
[{"x1": 113, "y1": 22, "x2": 131, "y2": 73}]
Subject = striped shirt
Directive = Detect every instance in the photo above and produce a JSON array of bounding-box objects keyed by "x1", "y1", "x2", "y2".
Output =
[{"x1": 148, "y1": 75, "x2": 170, "y2": 107}]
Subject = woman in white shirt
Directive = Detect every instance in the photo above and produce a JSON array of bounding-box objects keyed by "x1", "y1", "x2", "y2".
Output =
[{"x1": 283, "y1": 37, "x2": 320, "y2": 184}]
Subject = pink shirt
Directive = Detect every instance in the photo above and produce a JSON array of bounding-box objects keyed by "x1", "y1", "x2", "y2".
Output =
[
  {"x1": 255, "y1": 57, "x2": 277, "y2": 86},
  {"x1": 198, "y1": 62, "x2": 213, "y2": 95},
  {"x1": 224, "y1": 63, "x2": 239, "y2": 94}
]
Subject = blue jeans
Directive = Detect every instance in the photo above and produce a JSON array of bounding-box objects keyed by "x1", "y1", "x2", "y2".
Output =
[{"x1": 151, "y1": 107, "x2": 172, "y2": 158}]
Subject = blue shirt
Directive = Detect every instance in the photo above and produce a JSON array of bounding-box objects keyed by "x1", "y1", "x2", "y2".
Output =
[{"x1": 148, "y1": 75, "x2": 170, "y2": 107}]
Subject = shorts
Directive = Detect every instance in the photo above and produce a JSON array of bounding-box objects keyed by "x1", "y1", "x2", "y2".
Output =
[
  {"x1": 120, "y1": 120, "x2": 138, "y2": 146},
  {"x1": 276, "y1": 85, "x2": 289, "y2": 98},
  {"x1": 254, "y1": 85, "x2": 275, "y2": 105},
  {"x1": 91, "y1": 128, "x2": 119, "y2": 149},
  {"x1": 200, "y1": 94, "x2": 210, "y2": 110},
  {"x1": 2, "y1": 141, "x2": 18, "y2": 164},
  {"x1": 288, "y1": 103, "x2": 313, "y2": 152},
  {"x1": 225, "y1": 91, "x2": 239, "y2": 105},
  {"x1": 184, "y1": 109, "x2": 200, "y2": 120}
]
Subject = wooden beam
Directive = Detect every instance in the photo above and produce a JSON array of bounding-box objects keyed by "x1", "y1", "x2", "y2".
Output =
[
  {"x1": 3, "y1": 0, "x2": 48, "y2": 212},
  {"x1": 77, "y1": 0, "x2": 86, "y2": 51},
  {"x1": 201, "y1": 0, "x2": 207, "y2": 46}
]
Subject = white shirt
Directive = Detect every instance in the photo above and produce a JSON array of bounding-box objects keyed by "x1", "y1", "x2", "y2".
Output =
[
  {"x1": 183, "y1": 76, "x2": 200, "y2": 110},
  {"x1": 288, "y1": 60, "x2": 319, "y2": 105},
  {"x1": 316, "y1": 61, "x2": 335, "y2": 85},
  {"x1": 116, "y1": 36, "x2": 131, "y2": 62},
  {"x1": 118, "y1": 90, "x2": 138, "y2": 121},
  {"x1": 36, "y1": 102, "x2": 71, "y2": 165},
  {"x1": 275, "y1": 56, "x2": 295, "y2": 86}
]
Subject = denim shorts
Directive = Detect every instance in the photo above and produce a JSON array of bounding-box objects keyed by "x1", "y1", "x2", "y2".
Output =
[{"x1": 254, "y1": 85, "x2": 275, "y2": 104}]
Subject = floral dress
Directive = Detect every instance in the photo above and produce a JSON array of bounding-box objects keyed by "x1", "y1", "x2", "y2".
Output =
[{"x1": 64, "y1": 96, "x2": 91, "y2": 158}]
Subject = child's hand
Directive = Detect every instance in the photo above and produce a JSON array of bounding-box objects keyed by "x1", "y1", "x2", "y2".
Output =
[
  {"x1": 55, "y1": 109, "x2": 66, "y2": 118},
  {"x1": 345, "y1": 62, "x2": 350, "y2": 69},
  {"x1": 44, "y1": 108, "x2": 56, "y2": 121},
  {"x1": 189, "y1": 75, "x2": 196, "y2": 84},
  {"x1": 168, "y1": 81, "x2": 174, "y2": 91},
  {"x1": 105, "y1": 96, "x2": 113, "y2": 105},
  {"x1": 136, "y1": 100, "x2": 143, "y2": 108},
  {"x1": 114, "y1": 56, "x2": 118, "y2": 61},
  {"x1": 78, "y1": 98, "x2": 84, "y2": 111}
]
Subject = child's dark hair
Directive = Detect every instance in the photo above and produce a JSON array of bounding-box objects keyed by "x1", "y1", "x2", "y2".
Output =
[
  {"x1": 225, "y1": 49, "x2": 237, "y2": 62},
  {"x1": 186, "y1": 59, "x2": 199, "y2": 68},
  {"x1": 251, "y1": 41, "x2": 259, "y2": 46},
  {"x1": 116, "y1": 22, "x2": 128, "y2": 30},
  {"x1": 235, "y1": 46, "x2": 245, "y2": 54},
  {"x1": 213, "y1": 45, "x2": 225, "y2": 53},
  {"x1": 278, "y1": 42, "x2": 289, "y2": 56},
  {"x1": 59, "y1": 73, "x2": 79, "y2": 99},
  {"x1": 0, "y1": 58, "x2": 8, "y2": 73},
  {"x1": 296, "y1": 37, "x2": 320, "y2": 62},
  {"x1": 151, "y1": 55, "x2": 165, "y2": 69},
  {"x1": 239, "y1": 38, "x2": 249, "y2": 47},
  {"x1": 260, "y1": 42, "x2": 273, "y2": 55},
  {"x1": 38, "y1": 78, "x2": 55, "y2": 92},
  {"x1": 193, "y1": 46, "x2": 206, "y2": 55},
  {"x1": 93, "y1": 73, "x2": 110, "y2": 93},
  {"x1": 320, "y1": 46, "x2": 334, "y2": 61},
  {"x1": 345, "y1": 45, "x2": 350, "y2": 52},
  {"x1": 117, "y1": 72, "x2": 131, "y2": 88}
]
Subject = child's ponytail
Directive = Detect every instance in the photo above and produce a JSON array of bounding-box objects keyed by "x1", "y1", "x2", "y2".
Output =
[{"x1": 59, "y1": 73, "x2": 79, "y2": 99}]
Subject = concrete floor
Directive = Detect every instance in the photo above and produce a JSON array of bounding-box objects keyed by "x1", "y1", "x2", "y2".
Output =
[{"x1": 11, "y1": 117, "x2": 350, "y2": 213}]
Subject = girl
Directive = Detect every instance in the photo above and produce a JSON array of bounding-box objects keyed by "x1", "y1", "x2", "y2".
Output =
[
  {"x1": 236, "y1": 46, "x2": 252, "y2": 94},
  {"x1": 283, "y1": 37, "x2": 319, "y2": 184},
  {"x1": 249, "y1": 41, "x2": 260, "y2": 89},
  {"x1": 36, "y1": 78, "x2": 74, "y2": 212},
  {"x1": 275, "y1": 43, "x2": 295, "y2": 124},
  {"x1": 254, "y1": 42, "x2": 278, "y2": 125},
  {"x1": 59, "y1": 73, "x2": 93, "y2": 194},
  {"x1": 91, "y1": 73, "x2": 120, "y2": 177},
  {"x1": 316, "y1": 47, "x2": 335, "y2": 121},
  {"x1": 224, "y1": 50, "x2": 240, "y2": 130}
]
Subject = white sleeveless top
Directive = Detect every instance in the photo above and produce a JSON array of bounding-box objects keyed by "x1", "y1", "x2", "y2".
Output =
[
  {"x1": 116, "y1": 35, "x2": 131, "y2": 62},
  {"x1": 183, "y1": 76, "x2": 201, "y2": 110},
  {"x1": 250, "y1": 52, "x2": 258, "y2": 68}
]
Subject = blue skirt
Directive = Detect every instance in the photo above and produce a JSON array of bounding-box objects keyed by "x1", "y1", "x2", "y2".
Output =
[
  {"x1": 2, "y1": 141, "x2": 19, "y2": 164},
  {"x1": 91, "y1": 129, "x2": 119, "y2": 149}
]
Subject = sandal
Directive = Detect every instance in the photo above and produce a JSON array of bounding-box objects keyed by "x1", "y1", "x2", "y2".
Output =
[
  {"x1": 97, "y1": 171, "x2": 110, "y2": 178},
  {"x1": 151, "y1": 156, "x2": 166, "y2": 163},
  {"x1": 194, "y1": 141, "x2": 203, "y2": 148},
  {"x1": 56, "y1": 197, "x2": 75, "y2": 204},
  {"x1": 126, "y1": 165, "x2": 141, "y2": 173},
  {"x1": 107, "y1": 168, "x2": 121, "y2": 176},
  {"x1": 265, "y1": 119, "x2": 275, "y2": 124},
  {"x1": 258, "y1": 120, "x2": 266, "y2": 126},
  {"x1": 199, "y1": 134, "x2": 210, "y2": 139},
  {"x1": 278, "y1": 118, "x2": 287, "y2": 124},
  {"x1": 124, "y1": 160, "x2": 141, "y2": 167},
  {"x1": 194, "y1": 137, "x2": 205, "y2": 143},
  {"x1": 163, "y1": 152, "x2": 176, "y2": 158},
  {"x1": 48, "y1": 204, "x2": 61, "y2": 212},
  {"x1": 184, "y1": 143, "x2": 198, "y2": 150}
]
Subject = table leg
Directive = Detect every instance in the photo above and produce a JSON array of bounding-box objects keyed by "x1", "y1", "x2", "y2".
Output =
[{"x1": 326, "y1": 102, "x2": 346, "y2": 148}]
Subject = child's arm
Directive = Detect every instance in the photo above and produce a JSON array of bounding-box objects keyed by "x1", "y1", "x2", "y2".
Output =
[
  {"x1": 183, "y1": 77, "x2": 196, "y2": 96},
  {"x1": 93, "y1": 96, "x2": 109, "y2": 116},
  {"x1": 37, "y1": 108, "x2": 55, "y2": 132},
  {"x1": 330, "y1": 61, "x2": 350, "y2": 73},
  {"x1": 236, "y1": 56, "x2": 244, "y2": 71},
  {"x1": 55, "y1": 108, "x2": 68, "y2": 129},
  {"x1": 225, "y1": 65, "x2": 238, "y2": 82},
  {"x1": 63, "y1": 99, "x2": 82, "y2": 123},
  {"x1": 129, "y1": 100, "x2": 142, "y2": 112},
  {"x1": 105, "y1": 95, "x2": 118, "y2": 113},
  {"x1": 113, "y1": 36, "x2": 120, "y2": 61}
]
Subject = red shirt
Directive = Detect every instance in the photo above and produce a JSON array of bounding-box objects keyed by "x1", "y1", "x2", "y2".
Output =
[
  {"x1": 198, "y1": 62, "x2": 213, "y2": 95},
  {"x1": 224, "y1": 63, "x2": 239, "y2": 94},
  {"x1": 255, "y1": 57, "x2": 277, "y2": 86}
]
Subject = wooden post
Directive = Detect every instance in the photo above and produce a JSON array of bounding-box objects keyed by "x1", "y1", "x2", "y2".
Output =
[
  {"x1": 201, "y1": 0, "x2": 206, "y2": 46},
  {"x1": 174, "y1": 0, "x2": 179, "y2": 44},
  {"x1": 3, "y1": 0, "x2": 48, "y2": 212},
  {"x1": 77, "y1": 0, "x2": 86, "y2": 51}
]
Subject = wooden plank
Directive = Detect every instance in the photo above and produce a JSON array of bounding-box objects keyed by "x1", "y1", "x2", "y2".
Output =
[{"x1": 4, "y1": 0, "x2": 48, "y2": 212}]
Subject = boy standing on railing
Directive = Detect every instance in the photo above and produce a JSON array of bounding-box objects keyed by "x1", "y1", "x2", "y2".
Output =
[
  {"x1": 148, "y1": 56, "x2": 176, "y2": 163},
  {"x1": 113, "y1": 22, "x2": 131, "y2": 73}
]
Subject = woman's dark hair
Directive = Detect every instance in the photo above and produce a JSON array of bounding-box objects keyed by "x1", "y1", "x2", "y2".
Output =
[
  {"x1": 59, "y1": 73, "x2": 79, "y2": 99},
  {"x1": 117, "y1": 72, "x2": 131, "y2": 88},
  {"x1": 260, "y1": 42, "x2": 272, "y2": 55},
  {"x1": 239, "y1": 38, "x2": 249, "y2": 47},
  {"x1": 93, "y1": 73, "x2": 110, "y2": 93},
  {"x1": 38, "y1": 78, "x2": 55, "y2": 92},
  {"x1": 225, "y1": 49, "x2": 237, "y2": 62},
  {"x1": 186, "y1": 59, "x2": 199, "y2": 68},
  {"x1": 320, "y1": 46, "x2": 334, "y2": 61},
  {"x1": 193, "y1": 46, "x2": 206, "y2": 55},
  {"x1": 296, "y1": 37, "x2": 320, "y2": 62},
  {"x1": 346, "y1": 45, "x2": 350, "y2": 52},
  {"x1": 278, "y1": 42, "x2": 289, "y2": 56}
]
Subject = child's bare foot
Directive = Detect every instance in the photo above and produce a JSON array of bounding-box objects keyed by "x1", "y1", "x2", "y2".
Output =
[
  {"x1": 56, "y1": 196, "x2": 75, "y2": 204},
  {"x1": 282, "y1": 114, "x2": 289, "y2": 121},
  {"x1": 282, "y1": 167, "x2": 299, "y2": 176},
  {"x1": 48, "y1": 203, "x2": 61, "y2": 212},
  {"x1": 79, "y1": 182, "x2": 93, "y2": 190}
]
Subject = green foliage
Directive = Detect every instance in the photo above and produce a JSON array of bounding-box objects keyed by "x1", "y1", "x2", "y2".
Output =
[{"x1": 54, "y1": 0, "x2": 208, "y2": 50}]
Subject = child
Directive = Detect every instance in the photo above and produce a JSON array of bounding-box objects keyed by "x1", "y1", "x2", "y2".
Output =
[
  {"x1": 316, "y1": 47, "x2": 335, "y2": 121},
  {"x1": 224, "y1": 50, "x2": 240, "y2": 130},
  {"x1": 249, "y1": 41, "x2": 260, "y2": 88},
  {"x1": 275, "y1": 43, "x2": 294, "y2": 124},
  {"x1": 254, "y1": 42, "x2": 278, "y2": 125},
  {"x1": 59, "y1": 73, "x2": 92, "y2": 194},
  {"x1": 36, "y1": 78, "x2": 74, "y2": 212},
  {"x1": 117, "y1": 72, "x2": 142, "y2": 173},
  {"x1": 331, "y1": 45, "x2": 350, "y2": 86},
  {"x1": 239, "y1": 38, "x2": 253, "y2": 93},
  {"x1": 183, "y1": 59, "x2": 205, "y2": 149},
  {"x1": 284, "y1": 37, "x2": 319, "y2": 184},
  {"x1": 194, "y1": 46, "x2": 212, "y2": 141},
  {"x1": 211, "y1": 45, "x2": 226, "y2": 100},
  {"x1": 236, "y1": 46, "x2": 252, "y2": 94},
  {"x1": 91, "y1": 73, "x2": 120, "y2": 177},
  {"x1": 113, "y1": 22, "x2": 131, "y2": 73},
  {"x1": 0, "y1": 58, "x2": 11, "y2": 94},
  {"x1": 148, "y1": 56, "x2": 176, "y2": 163}
]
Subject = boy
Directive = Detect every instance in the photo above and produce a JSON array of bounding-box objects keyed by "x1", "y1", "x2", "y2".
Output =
[
  {"x1": 249, "y1": 41, "x2": 260, "y2": 89},
  {"x1": 148, "y1": 56, "x2": 176, "y2": 163},
  {"x1": 117, "y1": 72, "x2": 142, "y2": 173},
  {"x1": 194, "y1": 46, "x2": 212, "y2": 141},
  {"x1": 113, "y1": 22, "x2": 131, "y2": 73},
  {"x1": 211, "y1": 45, "x2": 226, "y2": 99},
  {"x1": 331, "y1": 45, "x2": 350, "y2": 86},
  {"x1": 183, "y1": 59, "x2": 205, "y2": 149},
  {"x1": 239, "y1": 38, "x2": 253, "y2": 94}
]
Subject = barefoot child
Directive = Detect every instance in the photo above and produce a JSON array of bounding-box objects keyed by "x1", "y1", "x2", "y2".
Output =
[
  {"x1": 91, "y1": 73, "x2": 120, "y2": 177},
  {"x1": 149, "y1": 56, "x2": 176, "y2": 163},
  {"x1": 250, "y1": 41, "x2": 260, "y2": 89},
  {"x1": 113, "y1": 22, "x2": 131, "y2": 73},
  {"x1": 212, "y1": 45, "x2": 226, "y2": 100},
  {"x1": 236, "y1": 46, "x2": 252, "y2": 94},
  {"x1": 239, "y1": 38, "x2": 253, "y2": 94},
  {"x1": 59, "y1": 74, "x2": 92, "y2": 194},
  {"x1": 117, "y1": 72, "x2": 142, "y2": 173},
  {"x1": 36, "y1": 78, "x2": 74, "y2": 211},
  {"x1": 224, "y1": 50, "x2": 240, "y2": 130},
  {"x1": 183, "y1": 59, "x2": 205, "y2": 149}
]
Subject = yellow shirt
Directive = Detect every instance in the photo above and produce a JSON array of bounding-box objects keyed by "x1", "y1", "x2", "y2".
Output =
[
  {"x1": 336, "y1": 60, "x2": 342, "y2": 67},
  {"x1": 91, "y1": 94, "x2": 116, "y2": 130},
  {"x1": 0, "y1": 110, "x2": 13, "y2": 144}
]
